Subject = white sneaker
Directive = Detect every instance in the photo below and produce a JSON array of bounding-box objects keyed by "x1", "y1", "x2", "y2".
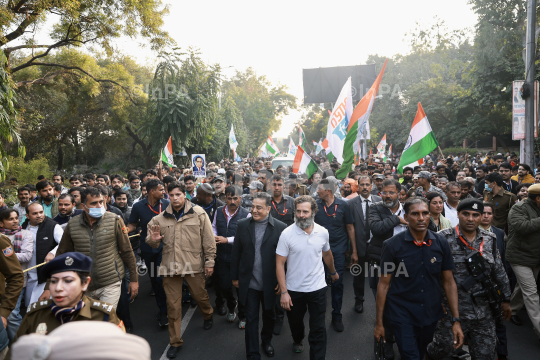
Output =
[
  {"x1": 138, "y1": 259, "x2": 147, "y2": 271},
  {"x1": 238, "y1": 318, "x2": 246, "y2": 329},
  {"x1": 226, "y1": 312, "x2": 236, "y2": 322}
]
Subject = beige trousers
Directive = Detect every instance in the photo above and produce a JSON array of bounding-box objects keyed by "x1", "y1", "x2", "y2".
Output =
[
  {"x1": 510, "y1": 264, "x2": 540, "y2": 337},
  {"x1": 87, "y1": 280, "x2": 122, "y2": 308},
  {"x1": 162, "y1": 273, "x2": 213, "y2": 347}
]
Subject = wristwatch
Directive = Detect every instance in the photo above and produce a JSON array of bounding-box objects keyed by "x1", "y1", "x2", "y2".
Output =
[{"x1": 451, "y1": 317, "x2": 461, "y2": 323}]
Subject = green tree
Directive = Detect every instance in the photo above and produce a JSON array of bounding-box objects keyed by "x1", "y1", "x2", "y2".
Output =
[
  {"x1": 223, "y1": 68, "x2": 297, "y2": 152},
  {"x1": 0, "y1": 49, "x2": 24, "y2": 179},
  {"x1": 132, "y1": 49, "x2": 221, "y2": 166}
]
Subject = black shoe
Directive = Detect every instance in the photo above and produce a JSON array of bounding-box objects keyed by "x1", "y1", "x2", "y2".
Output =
[
  {"x1": 190, "y1": 298, "x2": 197, "y2": 308},
  {"x1": 204, "y1": 316, "x2": 213, "y2": 330},
  {"x1": 332, "y1": 318, "x2": 344, "y2": 332},
  {"x1": 262, "y1": 343, "x2": 274, "y2": 357},
  {"x1": 273, "y1": 319, "x2": 283, "y2": 335},
  {"x1": 150, "y1": 289, "x2": 155, "y2": 296},
  {"x1": 159, "y1": 312, "x2": 169, "y2": 327},
  {"x1": 125, "y1": 326, "x2": 133, "y2": 334},
  {"x1": 354, "y1": 302, "x2": 364, "y2": 313},
  {"x1": 166, "y1": 345, "x2": 181, "y2": 359},
  {"x1": 216, "y1": 303, "x2": 227, "y2": 316},
  {"x1": 452, "y1": 348, "x2": 469, "y2": 359},
  {"x1": 292, "y1": 342, "x2": 303, "y2": 353},
  {"x1": 383, "y1": 342, "x2": 394, "y2": 360},
  {"x1": 510, "y1": 315, "x2": 522, "y2": 326}
]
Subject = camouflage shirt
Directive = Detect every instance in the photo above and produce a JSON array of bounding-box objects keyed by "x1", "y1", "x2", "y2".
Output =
[
  {"x1": 438, "y1": 227, "x2": 511, "y2": 320},
  {"x1": 415, "y1": 184, "x2": 447, "y2": 201}
]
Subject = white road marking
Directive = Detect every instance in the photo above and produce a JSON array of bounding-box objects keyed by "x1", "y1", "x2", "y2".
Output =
[{"x1": 159, "y1": 306, "x2": 197, "y2": 360}]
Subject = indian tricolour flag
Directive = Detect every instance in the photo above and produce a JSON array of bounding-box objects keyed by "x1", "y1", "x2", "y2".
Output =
[
  {"x1": 376, "y1": 134, "x2": 387, "y2": 158},
  {"x1": 293, "y1": 146, "x2": 318, "y2": 177},
  {"x1": 288, "y1": 137, "x2": 297, "y2": 157},
  {"x1": 161, "y1": 136, "x2": 174, "y2": 169},
  {"x1": 397, "y1": 103, "x2": 439, "y2": 173},
  {"x1": 265, "y1": 136, "x2": 280, "y2": 156},
  {"x1": 299, "y1": 126, "x2": 307, "y2": 149},
  {"x1": 335, "y1": 60, "x2": 387, "y2": 179}
]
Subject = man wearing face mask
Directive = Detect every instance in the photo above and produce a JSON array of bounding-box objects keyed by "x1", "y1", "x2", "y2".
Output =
[
  {"x1": 483, "y1": 173, "x2": 517, "y2": 231},
  {"x1": 45, "y1": 187, "x2": 139, "y2": 308}
]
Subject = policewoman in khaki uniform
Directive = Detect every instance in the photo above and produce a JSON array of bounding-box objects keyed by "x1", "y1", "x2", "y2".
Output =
[{"x1": 14, "y1": 252, "x2": 123, "y2": 341}]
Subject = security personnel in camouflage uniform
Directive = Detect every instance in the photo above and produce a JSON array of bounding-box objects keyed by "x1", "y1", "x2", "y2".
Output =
[{"x1": 427, "y1": 198, "x2": 512, "y2": 360}]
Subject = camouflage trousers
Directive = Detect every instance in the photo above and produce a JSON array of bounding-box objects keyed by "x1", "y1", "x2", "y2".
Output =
[{"x1": 427, "y1": 314, "x2": 496, "y2": 360}]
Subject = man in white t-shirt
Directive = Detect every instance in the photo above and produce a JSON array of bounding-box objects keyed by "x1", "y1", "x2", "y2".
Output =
[{"x1": 276, "y1": 196, "x2": 338, "y2": 359}]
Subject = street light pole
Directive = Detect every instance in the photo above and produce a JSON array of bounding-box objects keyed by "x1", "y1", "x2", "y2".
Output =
[{"x1": 524, "y1": 0, "x2": 536, "y2": 167}]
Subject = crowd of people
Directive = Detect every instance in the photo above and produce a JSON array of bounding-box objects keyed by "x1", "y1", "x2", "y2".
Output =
[{"x1": 0, "y1": 148, "x2": 538, "y2": 360}]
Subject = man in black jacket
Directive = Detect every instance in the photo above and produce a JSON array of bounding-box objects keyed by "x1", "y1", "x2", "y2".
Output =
[
  {"x1": 231, "y1": 192, "x2": 287, "y2": 359},
  {"x1": 368, "y1": 179, "x2": 408, "y2": 359},
  {"x1": 349, "y1": 176, "x2": 381, "y2": 314}
]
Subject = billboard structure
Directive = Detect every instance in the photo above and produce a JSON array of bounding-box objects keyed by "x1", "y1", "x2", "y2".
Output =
[{"x1": 302, "y1": 64, "x2": 377, "y2": 104}]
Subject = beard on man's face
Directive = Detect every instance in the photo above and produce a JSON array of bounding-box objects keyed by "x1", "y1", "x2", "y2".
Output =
[
  {"x1": 382, "y1": 198, "x2": 399, "y2": 209},
  {"x1": 295, "y1": 214, "x2": 315, "y2": 230}
]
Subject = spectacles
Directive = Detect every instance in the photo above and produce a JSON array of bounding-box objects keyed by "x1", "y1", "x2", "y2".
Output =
[{"x1": 381, "y1": 191, "x2": 397, "y2": 196}]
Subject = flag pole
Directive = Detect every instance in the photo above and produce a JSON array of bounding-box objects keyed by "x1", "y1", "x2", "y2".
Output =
[{"x1": 437, "y1": 146, "x2": 445, "y2": 158}]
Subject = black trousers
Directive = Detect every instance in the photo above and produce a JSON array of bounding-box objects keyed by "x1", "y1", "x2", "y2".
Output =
[
  {"x1": 217, "y1": 259, "x2": 245, "y2": 318},
  {"x1": 368, "y1": 263, "x2": 394, "y2": 342},
  {"x1": 213, "y1": 258, "x2": 225, "y2": 307},
  {"x1": 391, "y1": 320, "x2": 438, "y2": 360},
  {"x1": 352, "y1": 257, "x2": 368, "y2": 303},
  {"x1": 496, "y1": 320, "x2": 508, "y2": 356},
  {"x1": 244, "y1": 288, "x2": 275, "y2": 360},
  {"x1": 286, "y1": 288, "x2": 327, "y2": 360},
  {"x1": 140, "y1": 251, "x2": 167, "y2": 314}
]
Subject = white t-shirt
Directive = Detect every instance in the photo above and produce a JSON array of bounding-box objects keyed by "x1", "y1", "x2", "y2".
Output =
[
  {"x1": 444, "y1": 202, "x2": 459, "y2": 227},
  {"x1": 276, "y1": 223, "x2": 330, "y2": 293}
]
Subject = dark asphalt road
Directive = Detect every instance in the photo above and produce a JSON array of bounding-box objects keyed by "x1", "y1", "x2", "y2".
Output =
[{"x1": 128, "y1": 269, "x2": 540, "y2": 360}]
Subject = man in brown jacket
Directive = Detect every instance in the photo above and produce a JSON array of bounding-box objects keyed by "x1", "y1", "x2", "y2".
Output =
[{"x1": 147, "y1": 181, "x2": 216, "y2": 359}]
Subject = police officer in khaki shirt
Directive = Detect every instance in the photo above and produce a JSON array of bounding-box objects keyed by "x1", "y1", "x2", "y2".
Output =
[
  {"x1": 483, "y1": 172, "x2": 517, "y2": 230},
  {"x1": 0, "y1": 234, "x2": 23, "y2": 358},
  {"x1": 14, "y1": 252, "x2": 123, "y2": 342}
]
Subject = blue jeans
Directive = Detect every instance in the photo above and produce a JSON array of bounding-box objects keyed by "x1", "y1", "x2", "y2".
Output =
[
  {"x1": 140, "y1": 251, "x2": 167, "y2": 314},
  {"x1": 6, "y1": 287, "x2": 25, "y2": 342}
]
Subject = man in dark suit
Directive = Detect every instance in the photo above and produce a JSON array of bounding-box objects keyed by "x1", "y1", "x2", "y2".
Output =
[
  {"x1": 231, "y1": 192, "x2": 287, "y2": 360},
  {"x1": 368, "y1": 179, "x2": 408, "y2": 360},
  {"x1": 349, "y1": 176, "x2": 381, "y2": 314}
]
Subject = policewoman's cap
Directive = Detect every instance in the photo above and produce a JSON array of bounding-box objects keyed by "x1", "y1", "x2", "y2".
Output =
[
  {"x1": 41, "y1": 252, "x2": 92, "y2": 279},
  {"x1": 457, "y1": 198, "x2": 484, "y2": 214},
  {"x1": 528, "y1": 184, "x2": 540, "y2": 195}
]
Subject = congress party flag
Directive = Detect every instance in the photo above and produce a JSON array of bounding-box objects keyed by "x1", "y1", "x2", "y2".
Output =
[
  {"x1": 161, "y1": 136, "x2": 174, "y2": 169},
  {"x1": 325, "y1": 77, "x2": 353, "y2": 163},
  {"x1": 397, "y1": 103, "x2": 439, "y2": 173},
  {"x1": 299, "y1": 125, "x2": 307, "y2": 149},
  {"x1": 335, "y1": 60, "x2": 387, "y2": 179},
  {"x1": 312, "y1": 140, "x2": 318, "y2": 146},
  {"x1": 293, "y1": 146, "x2": 318, "y2": 177},
  {"x1": 288, "y1": 137, "x2": 297, "y2": 157},
  {"x1": 229, "y1": 125, "x2": 238, "y2": 151},
  {"x1": 376, "y1": 134, "x2": 387, "y2": 158},
  {"x1": 233, "y1": 149, "x2": 241, "y2": 162},
  {"x1": 265, "y1": 136, "x2": 280, "y2": 156}
]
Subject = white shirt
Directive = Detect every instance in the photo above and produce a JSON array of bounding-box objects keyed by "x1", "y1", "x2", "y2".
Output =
[
  {"x1": 13, "y1": 202, "x2": 27, "y2": 224},
  {"x1": 444, "y1": 202, "x2": 459, "y2": 227},
  {"x1": 212, "y1": 206, "x2": 251, "y2": 244},
  {"x1": 26, "y1": 223, "x2": 64, "y2": 269},
  {"x1": 276, "y1": 223, "x2": 330, "y2": 293},
  {"x1": 391, "y1": 202, "x2": 407, "y2": 236}
]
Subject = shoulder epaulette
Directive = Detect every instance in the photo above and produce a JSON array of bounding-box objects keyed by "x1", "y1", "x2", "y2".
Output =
[
  {"x1": 89, "y1": 299, "x2": 115, "y2": 313},
  {"x1": 26, "y1": 299, "x2": 52, "y2": 313}
]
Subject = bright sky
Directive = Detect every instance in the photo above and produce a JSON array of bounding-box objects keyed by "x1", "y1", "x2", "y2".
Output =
[{"x1": 31, "y1": 0, "x2": 480, "y2": 142}]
